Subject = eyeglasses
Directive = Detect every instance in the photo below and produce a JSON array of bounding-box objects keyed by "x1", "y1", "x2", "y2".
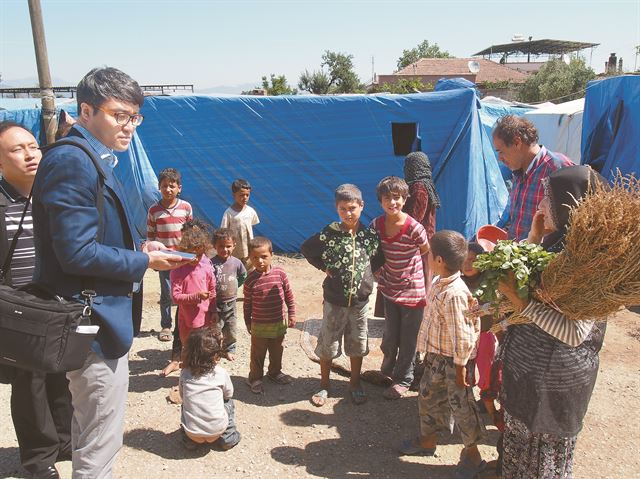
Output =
[{"x1": 96, "y1": 106, "x2": 144, "y2": 127}]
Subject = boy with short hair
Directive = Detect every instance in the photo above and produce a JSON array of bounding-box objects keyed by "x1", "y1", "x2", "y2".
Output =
[
  {"x1": 211, "y1": 228, "x2": 248, "y2": 360},
  {"x1": 147, "y1": 167, "x2": 193, "y2": 340},
  {"x1": 372, "y1": 176, "x2": 430, "y2": 400},
  {"x1": 402, "y1": 230, "x2": 485, "y2": 479},
  {"x1": 220, "y1": 179, "x2": 260, "y2": 269},
  {"x1": 243, "y1": 236, "x2": 296, "y2": 394},
  {"x1": 301, "y1": 184, "x2": 384, "y2": 407}
]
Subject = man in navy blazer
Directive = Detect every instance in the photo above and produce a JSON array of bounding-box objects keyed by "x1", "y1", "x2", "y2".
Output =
[{"x1": 32, "y1": 67, "x2": 183, "y2": 479}]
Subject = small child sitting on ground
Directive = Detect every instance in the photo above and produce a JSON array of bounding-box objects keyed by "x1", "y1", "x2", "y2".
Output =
[
  {"x1": 402, "y1": 230, "x2": 486, "y2": 479},
  {"x1": 301, "y1": 184, "x2": 384, "y2": 407},
  {"x1": 220, "y1": 179, "x2": 260, "y2": 270},
  {"x1": 179, "y1": 326, "x2": 241, "y2": 451},
  {"x1": 211, "y1": 228, "x2": 248, "y2": 361},
  {"x1": 244, "y1": 236, "x2": 296, "y2": 394}
]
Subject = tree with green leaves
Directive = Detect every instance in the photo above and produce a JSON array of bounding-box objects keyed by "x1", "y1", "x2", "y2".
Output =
[
  {"x1": 252, "y1": 74, "x2": 297, "y2": 95},
  {"x1": 397, "y1": 40, "x2": 453, "y2": 70},
  {"x1": 299, "y1": 50, "x2": 364, "y2": 94},
  {"x1": 368, "y1": 78, "x2": 434, "y2": 94},
  {"x1": 518, "y1": 58, "x2": 595, "y2": 103}
]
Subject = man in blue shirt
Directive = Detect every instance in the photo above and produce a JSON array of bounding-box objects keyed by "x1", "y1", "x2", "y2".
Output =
[{"x1": 32, "y1": 67, "x2": 184, "y2": 478}]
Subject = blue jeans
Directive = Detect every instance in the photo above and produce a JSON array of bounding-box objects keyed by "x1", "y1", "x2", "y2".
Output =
[
  {"x1": 214, "y1": 399, "x2": 241, "y2": 450},
  {"x1": 159, "y1": 270, "x2": 172, "y2": 329},
  {"x1": 380, "y1": 297, "x2": 424, "y2": 387}
]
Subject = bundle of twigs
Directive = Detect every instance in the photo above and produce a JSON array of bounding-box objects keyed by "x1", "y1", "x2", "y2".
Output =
[{"x1": 534, "y1": 173, "x2": 640, "y2": 321}]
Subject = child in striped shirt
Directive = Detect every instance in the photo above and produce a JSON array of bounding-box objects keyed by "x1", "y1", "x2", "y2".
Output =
[
  {"x1": 243, "y1": 236, "x2": 296, "y2": 394},
  {"x1": 372, "y1": 176, "x2": 430, "y2": 400},
  {"x1": 147, "y1": 168, "x2": 193, "y2": 341}
]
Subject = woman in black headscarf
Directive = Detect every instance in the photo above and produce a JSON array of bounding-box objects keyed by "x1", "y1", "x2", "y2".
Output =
[
  {"x1": 403, "y1": 151, "x2": 440, "y2": 241},
  {"x1": 498, "y1": 165, "x2": 607, "y2": 479}
]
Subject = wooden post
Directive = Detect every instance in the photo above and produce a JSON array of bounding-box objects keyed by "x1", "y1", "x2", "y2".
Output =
[{"x1": 27, "y1": 0, "x2": 57, "y2": 146}]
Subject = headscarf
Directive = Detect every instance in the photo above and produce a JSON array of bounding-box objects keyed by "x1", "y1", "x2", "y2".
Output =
[
  {"x1": 403, "y1": 151, "x2": 441, "y2": 208},
  {"x1": 541, "y1": 165, "x2": 608, "y2": 252}
]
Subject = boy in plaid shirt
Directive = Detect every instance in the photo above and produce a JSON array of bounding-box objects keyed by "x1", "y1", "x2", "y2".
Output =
[{"x1": 400, "y1": 230, "x2": 485, "y2": 479}]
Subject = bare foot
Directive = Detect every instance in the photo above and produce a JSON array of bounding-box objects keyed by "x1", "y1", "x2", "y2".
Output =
[{"x1": 160, "y1": 360, "x2": 180, "y2": 377}]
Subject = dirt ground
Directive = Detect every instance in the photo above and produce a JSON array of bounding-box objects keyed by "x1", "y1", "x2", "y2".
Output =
[{"x1": 0, "y1": 255, "x2": 638, "y2": 479}]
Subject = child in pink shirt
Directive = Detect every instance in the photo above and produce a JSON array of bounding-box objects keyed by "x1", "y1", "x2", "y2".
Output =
[{"x1": 171, "y1": 220, "x2": 216, "y2": 347}]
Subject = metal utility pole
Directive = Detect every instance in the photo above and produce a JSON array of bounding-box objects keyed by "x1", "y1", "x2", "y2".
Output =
[{"x1": 27, "y1": 0, "x2": 56, "y2": 146}]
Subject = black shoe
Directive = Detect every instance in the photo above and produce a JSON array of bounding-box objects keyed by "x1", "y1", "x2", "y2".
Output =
[{"x1": 29, "y1": 466, "x2": 60, "y2": 479}]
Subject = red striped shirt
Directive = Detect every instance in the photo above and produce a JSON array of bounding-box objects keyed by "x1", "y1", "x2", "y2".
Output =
[
  {"x1": 147, "y1": 199, "x2": 193, "y2": 249},
  {"x1": 374, "y1": 215, "x2": 428, "y2": 307},
  {"x1": 243, "y1": 266, "x2": 296, "y2": 338}
]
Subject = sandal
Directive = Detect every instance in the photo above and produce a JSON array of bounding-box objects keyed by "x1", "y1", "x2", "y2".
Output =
[
  {"x1": 311, "y1": 389, "x2": 329, "y2": 407},
  {"x1": 267, "y1": 372, "x2": 293, "y2": 385},
  {"x1": 397, "y1": 437, "x2": 436, "y2": 456},
  {"x1": 246, "y1": 378, "x2": 264, "y2": 394},
  {"x1": 158, "y1": 328, "x2": 172, "y2": 342},
  {"x1": 453, "y1": 456, "x2": 487, "y2": 479},
  {"x1": 349, "y1": 387, "x2": 367, "y2": 405},
  {"x1": 361, "y1": 370, "x2": 393, "y2": 387},
  {"x1": 383, "y1": 383, "x2": 408, "y2": 400}
]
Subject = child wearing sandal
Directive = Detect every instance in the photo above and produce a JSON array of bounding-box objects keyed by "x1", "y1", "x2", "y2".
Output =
[
  {"x1": 372, "y1": 176, "x2": 430, "y2": 400},
  {"x1": 401, "y1": 230, "x2": 485, "y2": 479},
  {"x1": 179, "y1": 327, "x2": 241, "y2": 451},
  {"x1": 211, "y1": 228, "x2": 248, "y2": 361},
  {"x1": 171, "y1": 219, "x2": 217, "y2": 349},
  {"x1": 301, "y1": 184, "x2": 384, "y2": 407},
  {"x1": 147, "y1": 167, "x2": 193, "y2": 342},
  {"x1": 243, "y1": 236, "x2": 296, "y2": 394}
]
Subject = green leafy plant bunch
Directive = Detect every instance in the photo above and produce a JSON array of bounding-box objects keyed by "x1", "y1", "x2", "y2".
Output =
[{"x1": 472, "y1": 240, "x2": 556, "y2": 305}]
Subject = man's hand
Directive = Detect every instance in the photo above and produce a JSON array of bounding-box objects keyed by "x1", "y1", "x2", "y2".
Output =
[
  {"x1": 288, "y1": 317, "x2": 297, "y2": 328},
  {"x1": 198, "y1": 291, "x2": 210, "y2": 300},
  {"x1": 146, "y1": 250, "x2": 185, "y2": 271},
  {"x1": 455, "y1": 364, "x2": 469, "y2": 388}
]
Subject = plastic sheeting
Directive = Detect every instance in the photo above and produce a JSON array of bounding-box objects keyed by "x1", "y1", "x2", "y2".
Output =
[
  {"x1": 1, "y1": 90, "x2": 508, "y2": 252},
  {"x1": 524, "y1": 99, "x2": 583, "y2": 164},
  {"x1": 581, "y1": 75, "x2": 640, "y2": 180}
]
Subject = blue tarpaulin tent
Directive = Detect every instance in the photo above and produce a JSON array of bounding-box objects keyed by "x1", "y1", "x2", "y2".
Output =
[
  {"x1": 1, "y1": 90, "x2": 507, "y2": 251},
  {"x1": 581, "y1": 75, "x2": 640, "y2": 179}
]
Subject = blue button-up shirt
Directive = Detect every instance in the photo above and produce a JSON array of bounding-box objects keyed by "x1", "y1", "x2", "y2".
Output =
[{"x1": 74, "y1": 124, "x2": 118, "y2": 168}]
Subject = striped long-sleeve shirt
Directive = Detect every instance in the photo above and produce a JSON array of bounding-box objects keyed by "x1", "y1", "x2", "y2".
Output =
[
  {"x1": 147, "y1": 199, "x2": 192, "y2": 249},
  {"x1": 243, "y1": 266, "x2": 295, "y2": 338},
  {"x1": 417, "y1": 272, "x2": 480, "y2": 366},
  {"x1": 373, "y1": 215, "x2": 428, "y2": 307},
  {"x1": 520, "y1": 300, "x2": 594, "y2": 347}
]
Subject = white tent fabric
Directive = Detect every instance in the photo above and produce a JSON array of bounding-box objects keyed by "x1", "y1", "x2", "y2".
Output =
[{"x1": 524, "y1": 98, "x2": 584, "y2": 164}]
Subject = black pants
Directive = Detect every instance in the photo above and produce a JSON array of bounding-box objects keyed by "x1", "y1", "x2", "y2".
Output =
[{"x1": 10, "y1": 368, "x2": 73, "y2": 473}]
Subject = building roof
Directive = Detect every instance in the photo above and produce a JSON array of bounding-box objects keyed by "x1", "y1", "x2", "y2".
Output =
[
  {"x1": 473, "y1": 39, "x2": 599, "y2": 57},
  {"x1": 394, "y1": 58, "x2": 529, "y2": 84}
]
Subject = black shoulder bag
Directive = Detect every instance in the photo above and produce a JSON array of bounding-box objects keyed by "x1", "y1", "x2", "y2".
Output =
[{"x1": 0, "y1": 139, "x2": 106, "y2": 373}]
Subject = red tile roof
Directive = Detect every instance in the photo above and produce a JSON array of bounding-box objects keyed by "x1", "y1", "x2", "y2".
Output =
[{"x1": 395, "y1": 58, "x2": 529, "y2": 84}]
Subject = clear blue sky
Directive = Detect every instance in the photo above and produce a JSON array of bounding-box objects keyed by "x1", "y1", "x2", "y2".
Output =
[{"x1": 1, "y1": 0, "x2": 639, "y2": 91}]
